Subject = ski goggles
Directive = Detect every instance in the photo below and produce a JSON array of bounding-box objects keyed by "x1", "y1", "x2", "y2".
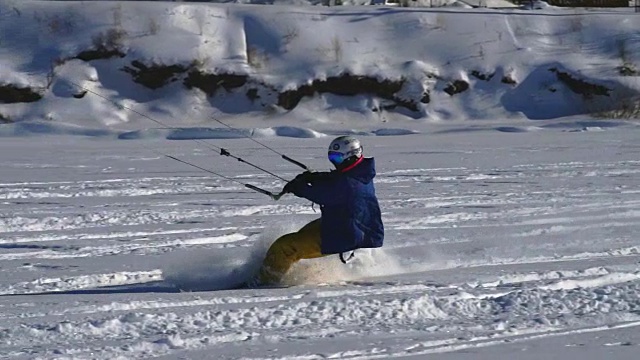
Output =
[{"x1": 328, "y1": 151, "x2": 345, "y2": 165}]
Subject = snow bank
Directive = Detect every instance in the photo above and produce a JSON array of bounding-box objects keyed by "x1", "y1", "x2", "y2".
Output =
[
  {"x1": 0, "y1": 121, "x2": 116, "y2": 137},
  {"x1": 1, "y1": 0, "x2": 639, "y2": 136}
]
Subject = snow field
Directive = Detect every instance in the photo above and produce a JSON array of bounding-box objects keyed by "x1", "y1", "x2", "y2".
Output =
[{"x1": 0, "y1": 125, "x2": 639, "y2": 358}]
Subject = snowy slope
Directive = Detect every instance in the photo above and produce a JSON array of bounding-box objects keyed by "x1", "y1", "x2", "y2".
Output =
[
  {"x1": 1, "y1": 1, "x2": 640, "y2": 359},
  {"x1": 1, "y1": 0, "x2": 639, "y2": 132}
]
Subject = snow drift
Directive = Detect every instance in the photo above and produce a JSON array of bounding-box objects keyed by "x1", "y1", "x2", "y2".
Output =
[{"x1": 1, "y1": 1, "x2": 639, "y2": 135}]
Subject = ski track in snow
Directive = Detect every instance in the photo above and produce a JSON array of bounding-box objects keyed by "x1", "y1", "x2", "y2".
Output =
[{"x1": 0, "y1": 131, "x2": 639, "y2": 359}]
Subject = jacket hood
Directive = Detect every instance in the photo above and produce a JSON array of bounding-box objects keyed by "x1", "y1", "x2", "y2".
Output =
[{"x1": 345, "y1": 157, "x2": 376, "y2": 183}]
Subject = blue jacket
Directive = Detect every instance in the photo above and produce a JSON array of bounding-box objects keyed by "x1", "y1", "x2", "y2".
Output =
[{"x1": 289, "y1": 158, "x2": 384, "y2": 254}]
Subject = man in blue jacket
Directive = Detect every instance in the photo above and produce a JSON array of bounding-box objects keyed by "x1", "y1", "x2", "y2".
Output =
[{"x1": 255, "y1": 136, "x2": 384, "y2": 285}]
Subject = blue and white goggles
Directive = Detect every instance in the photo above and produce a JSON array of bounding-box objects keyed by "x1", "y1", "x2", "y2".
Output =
[{"x1": 328, "y1": 151, "x2": 345, "y2": 165}]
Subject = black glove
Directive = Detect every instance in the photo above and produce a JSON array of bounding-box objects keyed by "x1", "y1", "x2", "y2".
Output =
[
  {"x1": 283, "y1": 172, "x2": 313, "y2": 194},
  {"x1": 282, "y1": 179, "x2": 298, "y2": 194},
  {"x1": 296, "y1": 171, "x2": 314, "y2": 183},
  {"x1": 298, "y1": 171, "x2": 333, "y2": 183}
]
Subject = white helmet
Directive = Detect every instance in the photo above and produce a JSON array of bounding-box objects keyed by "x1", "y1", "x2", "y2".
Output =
[{"x1": 328, "y1": 136, "x2": 363, "y2": 167}]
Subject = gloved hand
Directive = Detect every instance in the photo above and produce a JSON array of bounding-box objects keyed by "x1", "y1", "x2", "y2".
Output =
[
  {"x1": 282, "y1": 171, "x2": 313, "y2": 194},
  {"x1": 295, "y1": 171, "x2": 314, "y2": 183},
  {"x1": 282, "y1": 179, "x2": 297, "y2": 194}
]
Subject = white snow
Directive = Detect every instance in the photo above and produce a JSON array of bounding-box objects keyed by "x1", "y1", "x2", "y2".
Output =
[{"x1": 1, "y1": 0, "x2": 640, "y2": 359}]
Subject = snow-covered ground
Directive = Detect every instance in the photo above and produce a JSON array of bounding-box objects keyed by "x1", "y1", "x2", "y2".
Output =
[
  {"x1": 2, "y1": 0, "x2": 640, "y2": 359},
  {"x1": 2, "y1": 123, "x2": 640, "y2": 359}
]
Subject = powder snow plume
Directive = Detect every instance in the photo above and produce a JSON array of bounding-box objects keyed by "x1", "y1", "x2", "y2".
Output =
[
  {"x1": 161, "y1": 222, "x2": 299, "y2": 290},
  {"x1": 284, "y1": 243, "x2": 443, "y2": 285}
]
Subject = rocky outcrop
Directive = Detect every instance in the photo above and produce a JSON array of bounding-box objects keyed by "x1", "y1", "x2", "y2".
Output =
[
  {"x1": 550, "y1": 68, "x2": 611, "y2": 99},
  {"x1": 0, "y1": 84, "x2": 42, "y2": 104},
  {"x1": 122, "y1": 61, "x2": 188, "y2": 89},
  {"x1": 184, "y1": 71, "x2": 249, "y2": 96}
]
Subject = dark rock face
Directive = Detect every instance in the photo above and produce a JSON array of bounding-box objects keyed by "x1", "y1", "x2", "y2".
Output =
[
  {"x1": 0, "y1": 84, "x2": 42, "y2": 104},
  {"x1": 501, "y1": 75, "x2": 517, "y2": 85},
  {"x1": 76, "y1": 29, "x2": 127, "y2": 61},
  {"x1": 122, "y1": 61, "x2": 188, "y2": 89},
  {"x1": 76, "y1": 48, "x2": 126, "y2": 62},
  {"x1": 618, "y1": 64, "x2": 637, "y2": 76},
  {"x1": 471, "y1": 70, "x2": 494, "y2": 81},
  {"x1": 549, "y1": 68, "x2": 611, "y2": 98},
  {"x1": 277, "y1": 74, "x2": 416, "y2": 111},
  {"x1": 443, "y1": 80, "x2": 469, "y2": 96},
  {"x1": 183, "y1": 71, "x2": 248, "y2": 96}
]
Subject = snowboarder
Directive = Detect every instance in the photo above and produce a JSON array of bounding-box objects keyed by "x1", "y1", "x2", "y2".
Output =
[{"x1": 253, "y1": 135, "x2": 384, "y2": 286}]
